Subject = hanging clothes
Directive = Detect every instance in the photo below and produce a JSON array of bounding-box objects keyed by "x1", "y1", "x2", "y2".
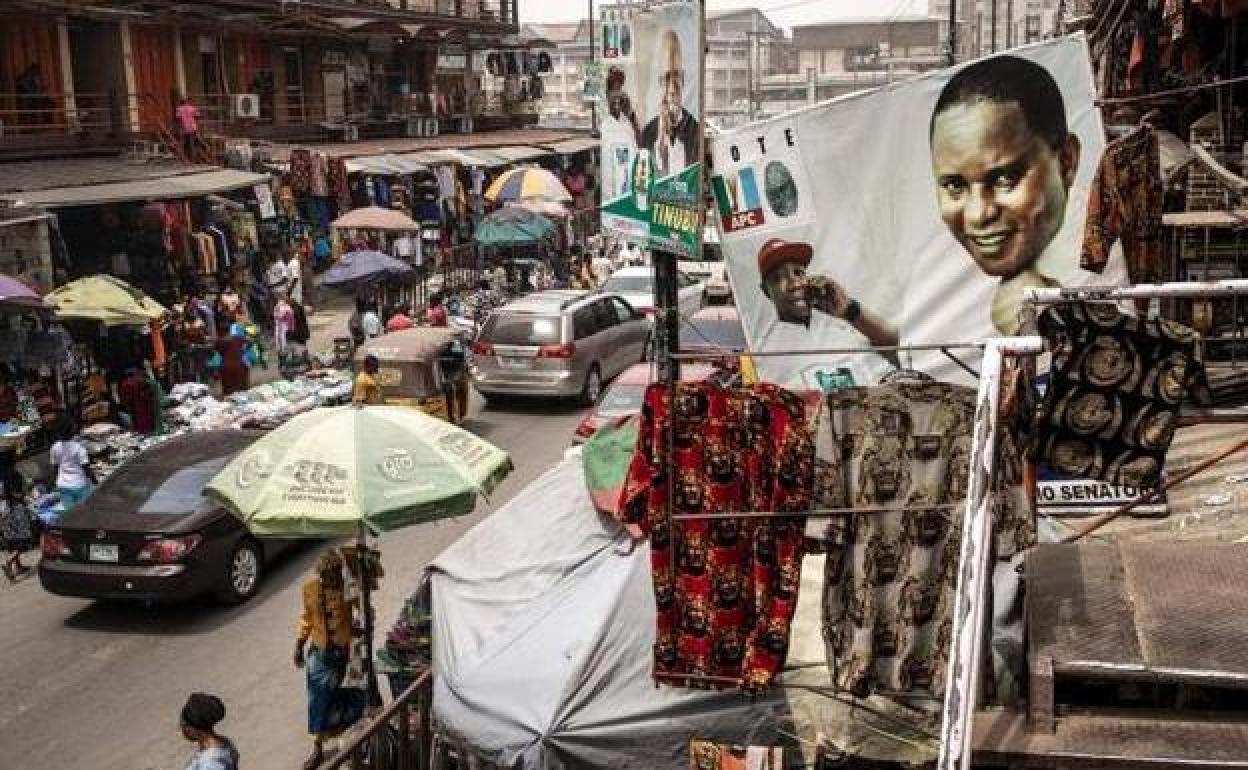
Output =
[
  {"x1": 812, "y1": 373, "x2": 1033, "y2": 700},
  {"x1": 689, "y1": 740, "x2": 784, "y2": 770},
  {"x1": 289, "y1": 149, "x2": 315, "y2": 194},
  {"x1": 328, "y1": 158, "x2": 352, "y2": 212},
  {"x1": 311, "y1": 152, "x2": 330, "y2": 197},
  {"x1": 1033, "y1": 303, "x2": 1206, "y2": 489},
  {"x1": 1081, "y1": 126, "x2": 1165, "y2": 284},
  {"x1": 617, "y1": 382, "x2": 814, "y2": 694}
]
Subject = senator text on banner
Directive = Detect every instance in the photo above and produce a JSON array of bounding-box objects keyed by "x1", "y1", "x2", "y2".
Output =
[
  {"x1": 709, "y1": 36, "x2": 1127, "y2": 388},
  {"x1": 598, "y1": 0, "x2": 702, "y2": 256}
]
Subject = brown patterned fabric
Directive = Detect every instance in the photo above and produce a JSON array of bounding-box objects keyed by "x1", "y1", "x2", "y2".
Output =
[
  {"x1": 288, "y1": 148, "x2": 314, "y2": 195},
  {"x1": 328, "y1": 158, "x2": 352, "y2": 212},
  {"x1": 815, "y1": 376, "x2": 1033, "y2": 699},
  {"x1": 688, "y1": 739, "x2": 784, "y2": 770},
  {"x1": 1081, "y1": 127, "x2": 1164, "y2": 283},
  {"x1": 618, "y1": 382, "x2": 814, "y2": 694},
  {"x1": 1034, "y1": 303, "x2": 1204, "y2": 488}
]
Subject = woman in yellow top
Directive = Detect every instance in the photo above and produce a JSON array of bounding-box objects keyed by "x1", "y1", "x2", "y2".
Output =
[
  {"x1": 352, "y1": 354, "x2": 384, "y2": 405},
  {"x1": 293, "y1": 549, "x2": 365, "y2": 769}
]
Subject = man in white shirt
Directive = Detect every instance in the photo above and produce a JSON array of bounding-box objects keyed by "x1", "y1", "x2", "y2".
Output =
[
  {"x1": 752, "y1": 238, "x2": 895, "y2": 389},
  {"x1": 361, "y1": 306, "x2": 382, "y2": 339},
  {"x1": 639, "y1": 29, "x2": 699, "y2": 179},
  {"x1": 265, "y1": 258, "x2": 291, "y2": 298}
]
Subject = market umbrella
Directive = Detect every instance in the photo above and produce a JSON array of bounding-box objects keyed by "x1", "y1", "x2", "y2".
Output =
[
  {"x1": 204, "y1": 405, "x2": 514, "y2": 538},
  {"x1": 320, "y1": 249, "x2": 415, "y2": 289},
  {"x1": 206, "y1": 405, "x2": 513, "y2": 705},
  {"x1": 484, "y1": 166, "x2": 572, "y2": 204},
  {"x1": 0, "y1": 274, "x2": 47, "y2": 311},
  {"x1": 474, "y1": 207, "x2": 557, "y2": 247},
  {"x1": 511, "y1": 198, "x2": 569, "y2": 218},
  {"x1": 45, "y1": 274, "x2": 166, "y2": 326},
  {"x1": 331, "y1": 205, "x2": 421, "y2": 231}
]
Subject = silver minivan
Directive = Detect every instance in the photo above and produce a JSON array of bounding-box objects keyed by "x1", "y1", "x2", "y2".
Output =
[{"x1": 469, "y1": 290, "x2": 651, "y2": 404}]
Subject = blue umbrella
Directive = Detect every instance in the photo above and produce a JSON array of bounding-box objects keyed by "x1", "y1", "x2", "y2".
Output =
[{"x1": 320, "y1": 250, "x2": 415, "y2": 288}]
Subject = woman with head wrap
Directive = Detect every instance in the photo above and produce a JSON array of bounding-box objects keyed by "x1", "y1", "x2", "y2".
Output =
[
  {"x1": 179, "y1": 692, "x2": 239, "y2": 770},
  {"x1": 294, "y1": 549, "x2": 365, "y2": 769}
]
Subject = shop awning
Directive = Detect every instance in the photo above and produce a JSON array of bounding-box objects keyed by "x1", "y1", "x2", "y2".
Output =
[
  {"x1": 487, "y1": 146, "x2": 553, "y2": 163},
  {"x1": 1, "y1": 169, "x2": 270, "y2": 209},
  {"x1": 344, "y1": 154, "x2": 429, "y2": 175},
  {"x1": 546, "y1": 137, "x2": 599, "y2": 156},
  {"x1": 401, "y1": 148, "x2": 509, "y2": 168}
]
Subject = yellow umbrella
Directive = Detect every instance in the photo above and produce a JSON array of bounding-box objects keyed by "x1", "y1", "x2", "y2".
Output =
[
  {"x1": 484, "y1": 166, "x2": 572, "y2": 204},
  {"x1": 46, "y1": 275, "x2": 167, "y2": 326}
]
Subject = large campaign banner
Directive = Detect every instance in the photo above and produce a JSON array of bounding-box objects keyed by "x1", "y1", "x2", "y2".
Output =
[
  {"x1": 598, "y1": 0, "x2": 703, "y2": 256},
  {"x1": 708, "y1": 36, "x2": 1127, "y2": 388}
]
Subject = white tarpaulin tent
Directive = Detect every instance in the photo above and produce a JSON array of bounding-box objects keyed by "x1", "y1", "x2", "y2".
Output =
[{"x1": 429, "y1": 458, "x2": 939, "y2": 769}]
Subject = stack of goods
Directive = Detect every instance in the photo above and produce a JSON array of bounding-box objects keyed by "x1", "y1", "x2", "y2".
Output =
[
  {"x1": 378, "y1": 586, "x2": 433, "y2": 698},
  {"x1": 163, "y1": 371, "x2": 353, "y2": 432},
  {"x1": 80, "y1": 422, "x2": 174, "y2": 482}
]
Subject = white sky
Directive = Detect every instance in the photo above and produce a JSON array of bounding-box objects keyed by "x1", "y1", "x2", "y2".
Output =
[{"x1": 521, "y1": 1, "x2": 933, "y2": 31}]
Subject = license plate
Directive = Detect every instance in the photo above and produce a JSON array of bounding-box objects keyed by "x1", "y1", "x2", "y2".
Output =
[
  {"x1": 89, "y1": 544, "x2": 119, "y2": 562},
  {"x1": 499, "y1": 356, "x2": 530, "y2": 369}
]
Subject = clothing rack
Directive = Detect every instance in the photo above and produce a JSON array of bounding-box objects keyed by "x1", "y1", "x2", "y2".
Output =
[
  {"x1": 1023, "y1": 278, "x2": 1248, "y2": 303},
  {"x1": 671, "y1": 503, "x2": 962, "y2": 521}
]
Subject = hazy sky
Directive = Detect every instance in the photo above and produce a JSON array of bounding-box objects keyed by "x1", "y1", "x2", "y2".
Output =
[{"x1": 521, "y1": 0, "x2": 933, "y2": 30}]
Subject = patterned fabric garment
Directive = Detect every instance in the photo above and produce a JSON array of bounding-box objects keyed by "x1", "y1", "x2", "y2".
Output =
[
  {"x1": 1081, "y1": 127, "x2": 1164, "y2": 283},
  {"x1": 618, "y1": 382, "x2": 814, "y2": 694},
  {"x1": 328, "y1": 158, "x2": 352, "y2": 212},
  {"x1": 814, "y1": 376, "x2": 1034, "y2": 699},
  {"x1": 1034, "y1": 303, "x2": 1205, "y2": 488},
  {"x1": 288, "y1": 149, "x2": 314, "y2": 195},
  {"x1": 310, "y1": 152, "x2": 330, "y2": 198},
  {"x1": 688, "y1": 739, "x2": 784, "y2": 770}
]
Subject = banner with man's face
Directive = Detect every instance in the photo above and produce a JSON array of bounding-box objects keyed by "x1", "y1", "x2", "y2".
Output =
[
  {"x1": 709, "y1": 36, "x2": 1127, "y2": 389},
  {"x1": 598, "y1": 0, "x2": 703, "y2": 256}
]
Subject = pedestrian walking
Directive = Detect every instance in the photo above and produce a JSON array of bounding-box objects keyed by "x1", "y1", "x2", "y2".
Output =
[
  {"x1": 179, "y1": 692, "x2": 239, "y2": 770},
  {"x1": 384, "y1": 304, "x2": 414, "y2": 333},
  {"x1": 49, "y1": 420, "x2": 95, "y2": 510},
  {"x1": 360, "y1": 304, "x2": 382, "y2": 339},
  {"x1": 353, "y1": 355, "x2": 384, "y2": 405},
  {"x1": 294, "y1": 549, "x2": 366, "y2": 769},
  {"x1": 175, "y1": 96, "x2": 201, "y2": 162},
  {"x1": 214, "y1": 324, "x2": 252, "y2": 396},
  {"x1": 424, "y1": 294, "x2": 448, "y2": 327},
  {"x1": 0, "y1": 449, "x2": 32, "y2": 583},
  {"x1": 286, "y1": 251, "x2": 304, "y2": 306}
]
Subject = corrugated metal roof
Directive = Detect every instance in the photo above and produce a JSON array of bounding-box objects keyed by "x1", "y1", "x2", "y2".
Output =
[
  {"x1": 546, "y1": 137, "x2": 599, "y2": 155},
  {"x1": 344, "y1": 153, "x2": 429, "y2": 175},
  {"x1": 0, "y1": 157, "x2": 218, "y2": 195},
  {"x1": 2, "y1": 169, "x2": 270, "y2": 208},
  {"x1": 487, "y1": 145, "x2": 553, "y2": 162}
]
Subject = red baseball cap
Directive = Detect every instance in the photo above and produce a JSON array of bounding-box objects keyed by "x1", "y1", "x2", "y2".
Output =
[{"x1": 757, "y1": 238, "x2": 812, "y2": 279}]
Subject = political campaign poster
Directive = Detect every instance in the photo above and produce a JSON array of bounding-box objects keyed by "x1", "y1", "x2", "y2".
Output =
[
  {"x1": 598, "y1": 1, "x2": 703, "y2": 256},
  {"x1": 708, "y1": 36, "x2": 1128, "y2": 389}
]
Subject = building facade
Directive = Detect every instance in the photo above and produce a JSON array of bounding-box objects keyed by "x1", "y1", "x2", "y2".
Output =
[
  {"x1": 930, "y1": 0, "x2": 1062, "y2": 62},
  {"x1": 0, "y1": 0, "x2": 525, "y2": 161}
]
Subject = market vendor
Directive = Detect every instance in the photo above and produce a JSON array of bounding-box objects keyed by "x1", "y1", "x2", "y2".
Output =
[
  {"x1": 352, "y1": 355, "x2": 384, "y2": 405},
  {"x1": 0, "y1": 368, "x2": 18, "y2": 423}
]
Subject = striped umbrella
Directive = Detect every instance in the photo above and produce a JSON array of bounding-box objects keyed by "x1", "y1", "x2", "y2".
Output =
[{"x1": 484, "y1": 166, "x2": 572, "y2": 204}]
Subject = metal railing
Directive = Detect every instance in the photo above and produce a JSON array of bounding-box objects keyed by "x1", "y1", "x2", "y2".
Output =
[{"x1": 322, "y1": 669, "x2": 433, "y2": 770}]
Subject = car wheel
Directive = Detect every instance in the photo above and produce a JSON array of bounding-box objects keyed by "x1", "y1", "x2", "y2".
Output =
[
  {"x1": 218, "y1": 539, "x2": 262, "y2": 604},
  {"x1": 580, "y1": 365, "x2": 602, "y2": 407}
]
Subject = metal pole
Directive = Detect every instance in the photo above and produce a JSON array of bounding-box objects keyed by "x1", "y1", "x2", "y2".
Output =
[
  {"x1": 588, "y1": 0, "x2": 598, "y2": 133},
  {"x1": 990, "y1": 0, "x2": 998, "y2": 52},
  {"x1": 948, "y1": 0, "x2": 958, "y2": 65}
]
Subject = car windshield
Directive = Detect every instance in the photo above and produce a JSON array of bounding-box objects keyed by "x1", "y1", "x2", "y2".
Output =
[
  {"x1": 482, "y1": 314, "x2": 561, "y2": 346},
  {"x1": 603, "y1": 274, "x2": 652, "y2": 293},
  {"x1": 598, "y1": 383, "x2": 646, "y2": 415},
  {"x1": 682, "y1": 317, "x2": 747, "y2": 350}
]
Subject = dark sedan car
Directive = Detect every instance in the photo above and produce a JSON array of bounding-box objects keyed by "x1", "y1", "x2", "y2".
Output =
[{"x1": 39, "y1": 430, "x2": 297, "y2": 604}]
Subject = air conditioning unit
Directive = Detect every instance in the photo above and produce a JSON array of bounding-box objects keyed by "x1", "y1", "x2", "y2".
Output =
[{"x1": 234, "y1": 94, "x2": 260, "y2": 119}]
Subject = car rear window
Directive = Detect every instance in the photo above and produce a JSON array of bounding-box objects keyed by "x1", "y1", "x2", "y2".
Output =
[
  {"x1": 482, "y1": 314, "x2": 561, "y2": 346},
  {"x1": 603, "y1": 274, "x2": 652, "y2": 293},
  {"x1": 82, "y1": 455, "x2": 233, "y2": 517},
  {"x1": 598, "y1": 383, "x2": 646, "y2": 415},
  {"x1": 682, "y1": 317, "x2": 747, "y2": 350}
]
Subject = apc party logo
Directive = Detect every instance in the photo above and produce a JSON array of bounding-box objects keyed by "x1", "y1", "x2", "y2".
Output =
[{"x1": 712, "y1": 168, "x2": 765, "y2": 233}]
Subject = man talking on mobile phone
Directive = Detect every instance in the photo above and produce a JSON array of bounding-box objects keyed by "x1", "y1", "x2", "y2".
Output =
[{"x1": 755, "y1": 238, "x2": 895, "y2": 388}]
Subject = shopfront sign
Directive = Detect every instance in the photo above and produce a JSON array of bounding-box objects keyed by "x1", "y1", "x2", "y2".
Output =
[
  {"x1": 707, "y1": 36, "x2": 1123, "y2": 389},
  {"x1": 437, "y1": 52, "x2": 468, "y2": 71},
  {"x1": 598, "y1": 1, "x2": 703, "y2": 257}
]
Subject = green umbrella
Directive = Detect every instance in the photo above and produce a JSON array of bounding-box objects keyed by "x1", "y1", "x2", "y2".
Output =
[
  {"x1": 205, "y1": 405, "x2": 513, "y2": 538},
  {"x1": 474, "y1": 206, "x2": 557, "y2": 247}
]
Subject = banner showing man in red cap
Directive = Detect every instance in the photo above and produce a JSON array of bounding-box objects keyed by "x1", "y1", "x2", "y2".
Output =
[{"x1": 755, "y1": 238, "x2": 895, "y2": 388}]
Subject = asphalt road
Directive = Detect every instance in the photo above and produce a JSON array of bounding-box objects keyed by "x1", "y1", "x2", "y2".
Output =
[{"x1": 0, "y1": 392, "x2": 588, "y2": 770}]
